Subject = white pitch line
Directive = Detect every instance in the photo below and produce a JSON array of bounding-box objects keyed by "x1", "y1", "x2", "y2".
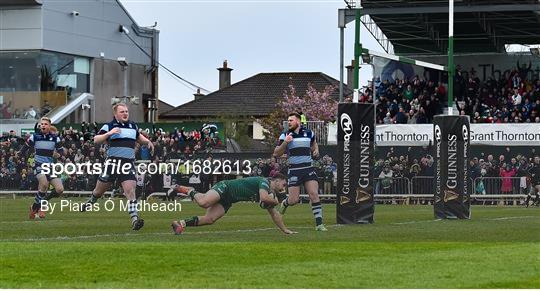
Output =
[
  {"x1": 0, "y1": 220, "x2": 66, "y2": 224},
  {"x1": 488, "y1": 216, "x2": 537, "y2": 221},
  {"x1": 2, "y1": 216, "x2": 537, "y2": 242},
  {"x1": 391, "y1": 216, "x2": 538, "y2": 225},
  {"x1": 392, "y1": 219, "x2": 442, "y2": 225},
  {"x1": 0, "y1": 225, "x2": 342, "y2": 242}
]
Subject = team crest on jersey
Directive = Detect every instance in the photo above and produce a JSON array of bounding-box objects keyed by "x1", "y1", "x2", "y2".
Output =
[
  {"x1": 304, "y1": 132, "x2": 307, "y2": 137},
  {"x1": 129, "y1": 124, "x2": 132, "y2": 128}
]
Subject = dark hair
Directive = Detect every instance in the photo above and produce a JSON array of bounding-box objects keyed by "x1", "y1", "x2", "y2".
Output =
[
  {"x1": 271, "y1": 172, "x2": 287, "y2": 181},
  {"x1": 288, "y1": 112, "x2": 301, "y2": 120}
]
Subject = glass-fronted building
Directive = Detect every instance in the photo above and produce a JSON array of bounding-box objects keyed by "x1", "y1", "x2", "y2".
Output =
[{"x1": 0, "y1": 0, "x2": 158, "y2": 132}]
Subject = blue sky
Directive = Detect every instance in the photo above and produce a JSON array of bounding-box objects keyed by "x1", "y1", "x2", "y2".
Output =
[{"x1": 120, "y1": 0, "x2": 382, "y2": 107}]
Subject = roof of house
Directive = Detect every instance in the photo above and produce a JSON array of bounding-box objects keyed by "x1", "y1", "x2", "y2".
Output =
[
  {"x1": 157, "y1": 99, "x2": 175, "y2": 116},
  {"x1": 160, "y1": 72, "x2": 352, "y2": 119}
]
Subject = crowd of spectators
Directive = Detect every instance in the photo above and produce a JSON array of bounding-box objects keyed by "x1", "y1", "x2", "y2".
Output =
[
  {"x1": 1, "y1": 123, "x2": 537, "y2": 202},
  {"x1": 351, "y1": 62, "x2": 540, "y2": 124},
  {"x1": 0, "y1": 100, "x2": 53, "y2": 120},
  {"x1": 0, "y1": 123, "x2": 223, "y2": 192},
  {"x1": 372, "y1": 146, "x2": 539, "y2": 199}
]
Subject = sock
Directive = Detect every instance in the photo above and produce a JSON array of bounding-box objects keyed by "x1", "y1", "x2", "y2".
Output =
[
  {"x1": 32, "y1": 191, "x2": 47, "y2": 211},
  {"x1": 188, "y1": 189, "x2": 198, "y2": 199},
  {"x1": 311, "y1": 201, "x2": 323, "y2": 226},
  {"x1": 184, "y1": 216, "x2": 199, "y2": 227},
  {"x1": 128, "y1": 200, "x2": 139, "y2": 223},
  {"x1": 87, "y1": 191, "x2": 99, "y2": 204},
  {"x1": 283, "y1": 197, "x2": 290, "y2": 207},
  {"x1": 47, "y1": 189, "x2": 58, "y2": 200}
]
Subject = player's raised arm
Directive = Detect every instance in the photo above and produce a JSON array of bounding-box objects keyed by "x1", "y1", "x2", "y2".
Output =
[
  {"x1": 273, "y1": 132, "x2": 291, "y2": 158},
  {"x1": 93, "y1": 124, "x2": 120, "y2": 145}
]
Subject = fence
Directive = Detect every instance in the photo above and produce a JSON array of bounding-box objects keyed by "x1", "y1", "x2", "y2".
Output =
[
  {"x1": 375, "y1": 177, "x2": 411, "y2": 195},
  {"x1": 282, "y1": 121, "x2": 328, "y2": 145},
  {"x1": 1, "y1": 176, "x2": 531, "y2": 205}
]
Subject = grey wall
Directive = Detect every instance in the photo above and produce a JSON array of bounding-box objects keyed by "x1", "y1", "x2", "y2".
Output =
[
  {"x1": 1, "y1": 0, "x2": 159, "y2": 123},
  {"x1": 1, "y1": 0, "x2": 157, "y2": 66},
  {"x1": 91, "y1": 58, "x2": 152, "y2": 122},
  {"x1": 0, "y1": 7, "x2": 42, "y2": 50},
  {"x1": 41, "y1": 0, "x2": 155, "y2": 66}
]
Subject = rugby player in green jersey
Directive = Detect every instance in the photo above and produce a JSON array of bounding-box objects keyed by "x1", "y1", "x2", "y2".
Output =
[{"x1": 169, "y1": 173, "x2": 297, "y2": 235}]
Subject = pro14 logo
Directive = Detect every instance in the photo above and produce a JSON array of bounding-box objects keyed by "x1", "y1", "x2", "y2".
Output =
[
  {"x1": 434, "y1": 125, "x2": 442, "y2": 158},
  {"x1": 341, "y1": 113, "x2": 353, "y2": 152}
]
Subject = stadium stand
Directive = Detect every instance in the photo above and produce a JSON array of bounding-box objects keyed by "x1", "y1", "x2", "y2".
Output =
[{"x1": 353, "y1": 66, "x2": 540, "y2": 124}]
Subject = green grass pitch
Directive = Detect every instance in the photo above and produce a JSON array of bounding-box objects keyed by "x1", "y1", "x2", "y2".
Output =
[{"x1": 1, "y1": 197, "x2": 539, "y2": 288}]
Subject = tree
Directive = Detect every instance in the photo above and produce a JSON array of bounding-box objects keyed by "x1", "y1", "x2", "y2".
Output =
[{"x1": 260, "y1": 83, "x2": 337, "y2": 144}]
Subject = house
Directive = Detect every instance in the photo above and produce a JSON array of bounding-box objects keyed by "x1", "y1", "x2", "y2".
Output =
[{"x1": 160, "y1": 61, "x2": 353, "y2": 140}]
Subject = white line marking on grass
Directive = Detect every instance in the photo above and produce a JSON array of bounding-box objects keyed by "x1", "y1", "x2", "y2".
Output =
[
  {"x1": 392, "y1": 219, "x2": 442, "y2": 225},
  {"x1": 0, "y1": 220, "x2": 65, "y2": 224},
  {"x1": 391, "y1": 216, "x2": 537, "y2": 225},
  {"x1": 1, "y1": 224, "x2": 343, "y2": 242},
  {"x1": 488, "y1": 216, "x2": 536, "y2": 221}
]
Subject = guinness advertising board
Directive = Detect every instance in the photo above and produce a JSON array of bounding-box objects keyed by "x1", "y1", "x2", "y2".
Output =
[
  {"x1": 433, "y1": 115, "x2": 471, "y2": 219},
  {"x1": 337, "y1": 103, "x2": 375, "y2": 224}
]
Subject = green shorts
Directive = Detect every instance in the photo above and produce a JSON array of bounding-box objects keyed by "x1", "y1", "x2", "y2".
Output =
[{"x1": 211, "y1": 181, "x2": 233, "y2": 213}]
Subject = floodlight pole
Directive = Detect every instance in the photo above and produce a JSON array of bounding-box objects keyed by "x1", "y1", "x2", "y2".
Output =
[
  {"x1": 447, "y1": 0, "x2": 455, "y2": 115},
  {"x1": 353, "y1": 0, "x2": 362, "y2": 102}
]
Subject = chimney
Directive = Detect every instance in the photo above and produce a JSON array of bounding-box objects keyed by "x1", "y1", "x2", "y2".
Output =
[
  {"x1": 217, "y1": 60, "x2": 233, "y2": 90},
  {"x1": 346, "y1": 60, "x2": 355, "y2": 89},
  {"x1": 193, "y1": 88, "x2": 205, "y2": 100}
]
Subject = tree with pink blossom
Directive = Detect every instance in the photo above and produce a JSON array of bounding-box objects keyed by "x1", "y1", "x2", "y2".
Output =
[{"x1": 260, "y1": 83, "x2": 337, "y2": 144}]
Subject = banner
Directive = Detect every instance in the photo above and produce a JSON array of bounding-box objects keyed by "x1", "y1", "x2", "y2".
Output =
[
  {"x1": 328, "y1": 124, "x2": 540, "y2": 146},
  {"x1": 337, "y1": 103, "x2": 375, "y2": 224},
  {"x1": 433, "y1": 115, "x2": 471, "y2": 219},
  {"x1": 377, "y1": 124, "x2": 540, "y2": 146}
]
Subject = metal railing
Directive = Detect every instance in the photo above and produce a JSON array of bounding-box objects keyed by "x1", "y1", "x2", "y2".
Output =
[
  {"x1": 472, "y1": 176, "x2": 530, "y2": 195},
  {"x1": 410, "y1": 176, "x2": 435, "y2": 195},
  {"x1": 282, "y1": 120, "x2": 328, "y2": 145},
  {"x1": 375, "y1": 177, "x2": 411, "y2": 195},
  {"x1": 2, "y1": 176, "x2": 531, "y2": 205}
]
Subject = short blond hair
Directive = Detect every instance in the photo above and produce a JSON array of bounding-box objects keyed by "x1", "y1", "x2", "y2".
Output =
[
  {"x1": 40, "y1": 117, "x2": 51, "y2": 124},
  {"x1": 112, "y1": 102, "x2": 128, "y2": 113}
]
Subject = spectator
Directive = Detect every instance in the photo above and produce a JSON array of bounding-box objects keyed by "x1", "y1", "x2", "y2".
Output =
[
  {"x1": 24, "y1": 106, "x2": 38, "y2": 119},
  {"x1": 41, "y1": 100, "x2": 53, "y2": 117}
]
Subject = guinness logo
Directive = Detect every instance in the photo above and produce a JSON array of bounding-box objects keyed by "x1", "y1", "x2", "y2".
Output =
[
  {"x1": 355, "y1": 188, "x2": 371, "y2": 203},
  {"x1": 443, "y1": 190, "x2": 459, "y2": 202},
  {"x1": 340, "y1": 113, "x2": 353, "y2": 138},
  {"x1": 340, "y1": 195, "x2": 351, "y2": 205}
]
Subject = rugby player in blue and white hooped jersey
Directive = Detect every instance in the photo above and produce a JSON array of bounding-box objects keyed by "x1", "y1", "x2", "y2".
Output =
[
  {"x1": 80, "y1": 103, "x2": 153, "y2": 230},
  {"x1": 20, "y1": 117, "x2": 65, "y2": 219},
  {"x1": 273, "y1": 112, "x2": 327, "y2": 231}
]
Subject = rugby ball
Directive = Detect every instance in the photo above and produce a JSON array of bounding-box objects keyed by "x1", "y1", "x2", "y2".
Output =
[{"x1": 259, "y1": 193, "x2": 276, "y2": 209}]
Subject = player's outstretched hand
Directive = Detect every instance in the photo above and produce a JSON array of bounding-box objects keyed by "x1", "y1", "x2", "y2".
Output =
[{"x1": 283, "y1": 229, "x2": 298, "y2": 235}]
